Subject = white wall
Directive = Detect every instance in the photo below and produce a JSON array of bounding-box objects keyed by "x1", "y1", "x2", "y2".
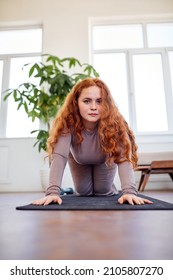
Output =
[{"x1": 0, "y1": 0, "x2": 173, "y2": 192}]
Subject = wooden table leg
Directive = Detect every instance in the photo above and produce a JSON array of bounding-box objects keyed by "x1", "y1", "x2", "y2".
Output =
[
  {"x1": 169, "y1": 173, "x2": 173, "y2": 181},
  {"x1": 140, "y1": 169, "x2": 152, "y2": 192},
  {"x1": 138, "y1": 172, "x2": 145, "y2": 191}
]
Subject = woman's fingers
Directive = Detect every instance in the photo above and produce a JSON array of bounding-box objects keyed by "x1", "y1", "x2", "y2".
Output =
[
  {"x1": 132, "y1": 196, "x2": 153, "y2": 205},
  {"x1": 44, "y1": 196, "x2": 62, "y2": 205},
  {"x1": 142, "y1": 198, "x2": 153, "y2": 204},
  {"x1": 31, "y1": 197, "x2": 47, "y2": 205},
  {"x1": 118, "y1": 194, "x2": 153, "y2": 205},
  {"x1": 118, "y1": 195, "x2": 134, "y2": 205},
  {"x1": 32, "y1": 195, "x2": 62, "y2": 206},
  {"x1": 118, "y1": 196, "x2": 124, "y2": 204}
]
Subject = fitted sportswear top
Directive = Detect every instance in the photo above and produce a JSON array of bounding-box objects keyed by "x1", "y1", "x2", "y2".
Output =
[{"x1": 46, "y1": 128, "x2": 137, "y2": 196}]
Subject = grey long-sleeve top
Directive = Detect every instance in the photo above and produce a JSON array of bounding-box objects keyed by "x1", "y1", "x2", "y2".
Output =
[{"x1": 46, "y1": 128, "x2": 137, "y2": 196}]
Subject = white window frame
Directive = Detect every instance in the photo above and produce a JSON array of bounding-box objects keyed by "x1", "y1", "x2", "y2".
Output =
[
  {"x1": 0, "y1": 25, "x2": 42, "y2": 139},
  {"x1": 89, "y1": 17, "x2": 173, "y2": 144}
]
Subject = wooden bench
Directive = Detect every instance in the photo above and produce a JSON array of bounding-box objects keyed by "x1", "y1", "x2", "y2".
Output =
[{"x1": 135, "y1": 160, "x2": 173, "y2": 191}]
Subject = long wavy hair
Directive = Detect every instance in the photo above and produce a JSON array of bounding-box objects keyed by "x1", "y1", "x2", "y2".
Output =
[{"x1": 47, "y1": 78, "x2": 138, "y2": 168}]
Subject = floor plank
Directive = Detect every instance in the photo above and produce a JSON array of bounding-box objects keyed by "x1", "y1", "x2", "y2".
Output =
[{"x1": 0, "y1": 190, "x2": 173, "y2": 260}]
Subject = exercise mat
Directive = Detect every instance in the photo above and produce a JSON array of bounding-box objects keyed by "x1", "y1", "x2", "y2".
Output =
[{"x1": 16, "y1": 193, "x2": 173, "y2": 210}]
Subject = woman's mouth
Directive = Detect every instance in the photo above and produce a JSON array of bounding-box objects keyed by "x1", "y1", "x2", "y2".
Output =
[{"x1": 89, "y1": 114, "x2": 98, "y2": 117}]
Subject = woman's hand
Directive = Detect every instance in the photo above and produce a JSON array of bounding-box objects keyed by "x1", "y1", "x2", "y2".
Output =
[
  {"x1": 118, "y1": 194, "x2": 153, "y2": 205},
  {"x1": 32, "y1": 195, "x2": 62, "y2": 206}
]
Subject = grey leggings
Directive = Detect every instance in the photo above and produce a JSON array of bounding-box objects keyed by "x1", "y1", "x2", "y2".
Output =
[{"x1": 68, "y1": 153, "x2": 118, "y2": 196}]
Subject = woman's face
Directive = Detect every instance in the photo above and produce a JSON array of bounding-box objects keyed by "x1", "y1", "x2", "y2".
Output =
[{"x1": 78, "y1": 86, "x2": 102, "y2": 128}]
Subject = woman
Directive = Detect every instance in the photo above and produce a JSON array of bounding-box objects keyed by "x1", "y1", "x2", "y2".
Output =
[{"x1": 32, "y1": 78, "x2": 152, "y2": 206}]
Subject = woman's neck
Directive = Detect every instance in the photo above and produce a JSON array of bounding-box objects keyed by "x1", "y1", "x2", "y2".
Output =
[{"x1": 83, "y1": 121, "x2": 98, "y2": 132}]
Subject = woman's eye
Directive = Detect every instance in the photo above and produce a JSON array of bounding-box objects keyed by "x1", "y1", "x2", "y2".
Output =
[
  {"x1": 97, "y1": 99, "x2": 102, "y2": 104},
  {"x1": 83, "y1": 100, "x2": 90, "y2": 104}
]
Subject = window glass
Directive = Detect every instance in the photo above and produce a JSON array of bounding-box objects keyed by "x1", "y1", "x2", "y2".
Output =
[
  {"x1": 133, "y1": 54, "x2": 168, "y2": 132},
  {"x1": 0, "y1": 60, "x2": 3, "y2": 104},
  {"x1": 93, "y1": 24, "x2": 143, "y2": 50},
  {"x1": 147, "y1": 23, "x2": 173, "y2": 47},
  {"x1": 169, "y1": 51, "x2": 173, "y2": 99},
  {"x1": 6, "y1": 56, "x2": 40, "y2": 137},
  {"x1": 93, "y1": 53, "x2": 129, "y2": 122},
  {"x1": 0, "y1": 28, "x2": 42, "y2": 54}
]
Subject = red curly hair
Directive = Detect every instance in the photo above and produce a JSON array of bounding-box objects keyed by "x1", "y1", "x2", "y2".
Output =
[{"x1": 47, "y1": 78, "x2": 138, "y2": 168}]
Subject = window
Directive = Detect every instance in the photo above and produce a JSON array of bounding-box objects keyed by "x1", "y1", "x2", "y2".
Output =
[
  {"x1": 6, "y1": 56, "x2": 41, "y2": 137},
  {"x1": 0, "y1": 28, "x2": 42, "y2": 54},
  {"x1": 0, "y1": 60, "x2": 3, "y2": 101},
  {"x1": 169, "y1": 51, "x2": 173, "y2": 99},
  {"x1": 147, "y1": 23, "x2": 173, "y2": 47},
  {"x1": 93, "y1": 24, "x2": 143, "y2": 49},
  {"x1": 0, "y1": 27, "x2": 42, "y2": 138},
  {"x1": 91, "y1": 21, "x2": 173, "y2": 140},
  {"x1": 133, "y1": 53, "x2": 168, "y2": 132}
]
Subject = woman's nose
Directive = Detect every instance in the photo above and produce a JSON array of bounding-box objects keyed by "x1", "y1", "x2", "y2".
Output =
[{"x1": 90, "y1": 101, "x2": 97, "y2": 110}]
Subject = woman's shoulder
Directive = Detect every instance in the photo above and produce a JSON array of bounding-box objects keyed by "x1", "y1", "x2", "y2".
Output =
[
  {"x1": 53, "y1": 131, "x2": 72, "y2": 154},
  {"x1": 58, "y1": 129, "x2": 72, "y2": 140}
]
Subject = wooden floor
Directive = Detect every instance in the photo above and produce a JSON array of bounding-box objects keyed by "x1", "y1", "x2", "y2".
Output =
[{"x1": 0, "y1": 190, "x2": 173, "y2": 260}]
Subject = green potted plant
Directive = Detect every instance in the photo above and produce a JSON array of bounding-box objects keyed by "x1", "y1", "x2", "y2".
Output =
[{"x1": 4, "y1": 54, "x2": 99, "y2": 153}]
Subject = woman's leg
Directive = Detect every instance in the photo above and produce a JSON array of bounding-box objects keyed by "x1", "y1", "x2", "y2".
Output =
[
  {"x1": 93, "y1": 163, "x2": 118, "y2": 195},
  {"x1": 68, "y1": 153, "x2": 93, "y2": 196}
]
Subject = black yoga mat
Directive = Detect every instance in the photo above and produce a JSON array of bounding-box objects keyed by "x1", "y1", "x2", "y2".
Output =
[{"x1": 16, "y1": 193, "x2": 173, "y2": 211}]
